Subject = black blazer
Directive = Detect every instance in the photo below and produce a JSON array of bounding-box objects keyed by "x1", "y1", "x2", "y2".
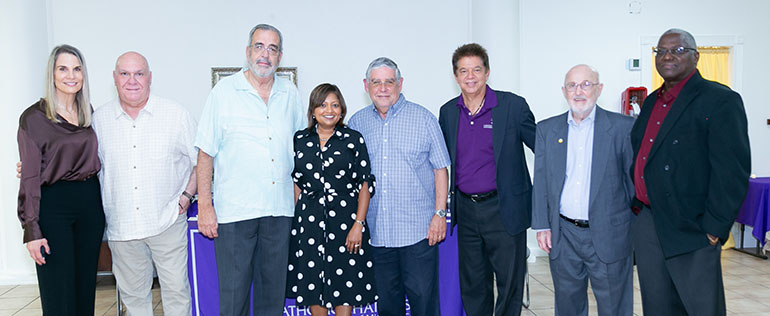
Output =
[
  {"x1": 630, "y1": 71, "x2": 751, "y2": 258},
  {"x1": 439, "y1": 89, "x2": 536, "y2": 235}
]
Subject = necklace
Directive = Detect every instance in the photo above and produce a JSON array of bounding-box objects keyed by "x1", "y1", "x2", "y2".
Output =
[
  {"x1": 317, "y1": 128, "x2": 334, "y2": 142},
  {"x1": 468, "y1": 96, "x2": 486, "y2": 116}
]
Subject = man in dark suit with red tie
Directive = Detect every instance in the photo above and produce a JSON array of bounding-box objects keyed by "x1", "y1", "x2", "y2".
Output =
[{"x1": 630, "y1": 28, "x2": 751, "y2": 315}]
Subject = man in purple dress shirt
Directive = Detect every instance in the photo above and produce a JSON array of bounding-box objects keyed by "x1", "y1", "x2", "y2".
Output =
[{"x1": 438, "y1": 43, "x2": 536, "y2": 315}]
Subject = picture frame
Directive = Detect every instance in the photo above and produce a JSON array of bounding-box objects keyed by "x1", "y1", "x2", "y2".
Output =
[{"x1": 210, "y1": 66, "x2": 297, "y2": 87}]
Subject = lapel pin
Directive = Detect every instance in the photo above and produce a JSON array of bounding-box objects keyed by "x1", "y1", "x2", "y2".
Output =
[{"x1": 558, "y1": 138, "x2": 564, "y2": 143}]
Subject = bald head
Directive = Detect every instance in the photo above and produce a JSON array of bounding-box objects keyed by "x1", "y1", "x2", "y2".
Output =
[
  {"x1": 116, "y1": 51, "x2": 150, "y2": 71},
  {"x1": 564, "y1": 64, "x2": 599, "y2": 83},
  {"x1": 113, "y1": 51, "x2": 152, "y2": 109},
  {"x1": 562, "y1": 64, "x2": 603, "y2": 121}
]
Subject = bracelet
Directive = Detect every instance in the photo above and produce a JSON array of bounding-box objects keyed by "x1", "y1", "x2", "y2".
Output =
[
  {"x1": 355, "y1": 220, "x2": 365, "y2": 227},
  {"x1": 182, "y1": 191, "x2": 195, "y2": 202}
]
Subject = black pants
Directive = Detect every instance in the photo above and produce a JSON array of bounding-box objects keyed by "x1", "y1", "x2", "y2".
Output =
[
  {"x1": 36, "y1": 177, "x2": 105, "y2": 316},
  {"x1": 633, "y1": 206, "x2": 726, "y2": 316},
  {"x1": 457, "y1": 193, "x2": 526, "y2": 316},
  {"x1": 371, "y1": 239, "x2": 440, "y2": 316}
]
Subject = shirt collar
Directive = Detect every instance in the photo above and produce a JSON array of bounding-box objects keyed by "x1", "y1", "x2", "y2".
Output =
[
  {"x1": 233, "y1": 68, "x2": 286, "y2": 96},
  {"x1": 657, "y1": 69, "x2": 698, "y2": 101},
  {"x1": 110, "y1": 95, "x2": 155, "y2": 120},
  {"x1": 566, "y1": 104, "x2": 597, "y2": 127},
  {"x1": 455, "y1": 85, "x2": 498, "y2": 111},
  {"x1": 370, "y1": 93, "x2": 406, "y2": 118}
]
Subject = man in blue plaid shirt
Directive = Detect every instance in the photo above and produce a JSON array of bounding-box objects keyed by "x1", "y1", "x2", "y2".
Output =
[{"x1": 348, "y1": 57, "x2": 451, "y2": 316}]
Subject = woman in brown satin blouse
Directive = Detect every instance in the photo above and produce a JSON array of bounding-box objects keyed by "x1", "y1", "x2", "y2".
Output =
[{"x1": 17, "y1": 44, "x2": 105, "y2": 316}]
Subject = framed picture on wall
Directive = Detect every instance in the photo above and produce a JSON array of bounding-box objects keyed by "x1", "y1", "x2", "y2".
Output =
[{"x1": 210, "y1": 66, "x2": 297, "y2": 87}]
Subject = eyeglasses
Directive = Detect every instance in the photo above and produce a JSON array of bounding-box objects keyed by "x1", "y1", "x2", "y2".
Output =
[
  {"x1": 369, "y1": 79, "x2": 397, "y2": 89},
  {"x1": 653, "y1": 46, "x2": 696, "y2": 57},
  {"x1": 250, "y1": 43, "x2": 280, "y2": 56},
  {"x1": 565, "y1": 81, "x2": 599, "y2": 91}
]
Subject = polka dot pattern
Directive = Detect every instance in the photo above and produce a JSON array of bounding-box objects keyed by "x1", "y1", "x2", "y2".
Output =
[{"x1": 286, "y1": 126, "x2": 377, "y2": 307}]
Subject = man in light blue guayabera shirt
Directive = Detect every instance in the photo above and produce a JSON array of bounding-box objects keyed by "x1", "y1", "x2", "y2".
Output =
[{"x1": 194, "y1": 24, "x2": 305, "y2": 315}]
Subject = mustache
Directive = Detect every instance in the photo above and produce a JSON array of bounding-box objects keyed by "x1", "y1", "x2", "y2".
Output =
[{"x1": 255, "y1": 58, "x2": 272, "y2": 67}]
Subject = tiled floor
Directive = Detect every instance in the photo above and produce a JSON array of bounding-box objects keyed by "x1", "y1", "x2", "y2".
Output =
[{"x1": 1, "y1": 249, "x2": 767, "y2": 315}]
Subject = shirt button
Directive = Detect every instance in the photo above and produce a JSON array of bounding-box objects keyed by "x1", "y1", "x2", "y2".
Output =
[
  {"x1": 470, "y1": 121, "x2": 474, "y2": 125},
  {"x1": 134, "y1": 186, "x2": 138, "y2": 190},
  {"x1": 133, "y1": 145, "x2": 136, "y2": 148},
  {"x1": 384, "y1": 123, "x2": 388, "y2": 126},
  {"x1": 266, "y1": 115, "x2": 269, "y2": 119},
  {"x1": 384, "y1": 139, "x2": 388, "y2": 142},
  {"x1": 269, "y1": 137, "x2": 272, "y2": 140},
  {"x1": 641, "y1": 176, "x2": 644, "y2": 179},
  {"x1": 662, "y1": 104, "x2": 667, "y2": 108},
  {"x1": 271, "y1": 158, "x2": 275, "y2": 162},
  {"x1": 136, "y1": 207, "x2": 139, "y2": 210},
  {"x1": 383, "y1": 156, "x2": 387, "y2": 159},
  {"x1": 643, "y1": 156, "x2": 646, "y2": 160},
  {"x1": 133, "y1": 125, "x2": 136, "y2": 128},
  {"x1": 664, "y1": 165, "x2": 670, "y2": 171},
  {"x1": 656, "y1": 121, "x2": 661, "y2": 125},
  {"x1": 383, "y1": 173, "x2": 387, "y2": 176},
  {"x1": 133, "y1": 166, "x2": 136, "y2": 169},
  {"x1": 272, "y1": 181, "x2": 275, "y2": 184},
  {"x1": 649, "y1": 138, "x2": 653, "y2": 143}
]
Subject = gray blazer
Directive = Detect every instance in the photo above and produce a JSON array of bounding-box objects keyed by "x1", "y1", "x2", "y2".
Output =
[{"x1": 531, "y1": 106, "x2": 635, "y2": 263}]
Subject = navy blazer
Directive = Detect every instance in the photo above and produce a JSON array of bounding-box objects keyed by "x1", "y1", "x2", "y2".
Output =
[
  {"x1": 439, "y1": 89, "x2": 536, "y2": 235},
  {"x1": 630, "y1": 71, "x2": 751, "y2": 258}
]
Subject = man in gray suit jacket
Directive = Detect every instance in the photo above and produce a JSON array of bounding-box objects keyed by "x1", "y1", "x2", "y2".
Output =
[{"x1": 531, "y1": 64, "x2": 635, "y2": 316}]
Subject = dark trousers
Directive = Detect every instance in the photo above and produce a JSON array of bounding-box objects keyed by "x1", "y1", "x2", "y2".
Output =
[
  {"x1": 632, "y1": 206, "x2": 726, "y2": 316},
  {"x1": 214, "y1": 216, "x2": 292, "y2": 316},
  {"x1": 36, "y1": 177, "x2": 105, "y2": 316},
  {"x1": 550, "y1": 217, "x2": 633, "y2": 316},
  {"x1": 457, "y1": 193, "x2": 526, "y2": 316},
  {"x1": 371, "y1": 239, "x2": 440, "y2": 316}
]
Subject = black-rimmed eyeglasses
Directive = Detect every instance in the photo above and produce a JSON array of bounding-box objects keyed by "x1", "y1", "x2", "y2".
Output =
[{"x1": 653, "y1": 46, "x2": 696, "y2": 57}]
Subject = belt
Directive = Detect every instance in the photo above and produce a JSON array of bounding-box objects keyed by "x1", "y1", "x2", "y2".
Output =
[
  {"x1": 560, "y1": 214, "x2": 589, "y2": 228},
  {"x1": 458, "y1": 189, "x2": 498, "y2": 203}
]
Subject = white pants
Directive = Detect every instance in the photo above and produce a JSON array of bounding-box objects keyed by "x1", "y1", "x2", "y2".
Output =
[{"x1": 109, "y1": 214, "x2": 191, "y2": 316}]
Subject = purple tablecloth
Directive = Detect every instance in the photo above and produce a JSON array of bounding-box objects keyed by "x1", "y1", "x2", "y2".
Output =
[
  {"x1": 736, "y1": 177, "x2": 770, "y2": 246},
  {"x1": 186, "y1": 203, "x2": 466, "y2": 316}
]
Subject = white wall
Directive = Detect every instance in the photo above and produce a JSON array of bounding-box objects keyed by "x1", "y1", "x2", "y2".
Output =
[
  {"x1": 520, "y1": 0, "x2": 770, "y2": 176},
  {"x1": 46, "y1": 0, "x2": 473, "y2": 118},
  {"x1": 0, "y1": 0, "x2": 51, "y2": 284}
]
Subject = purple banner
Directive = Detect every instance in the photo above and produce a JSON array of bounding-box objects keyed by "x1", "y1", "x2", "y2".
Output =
[{"x1": 187, "y1": 203, "x2": 465, "y2": 315}]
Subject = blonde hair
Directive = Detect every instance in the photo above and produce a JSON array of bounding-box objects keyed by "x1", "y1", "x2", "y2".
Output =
[{"x1": 43, "y1": 44, "x2": 92, "y2": 127}]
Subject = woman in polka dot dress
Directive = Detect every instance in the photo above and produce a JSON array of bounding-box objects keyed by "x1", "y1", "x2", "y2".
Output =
[{"x1": 287, "y1": 83, "x2": 377, "y2": 315}]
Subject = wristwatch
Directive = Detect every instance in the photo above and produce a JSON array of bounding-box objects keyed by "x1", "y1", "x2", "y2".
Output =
[{"x1": 435, "y1": 209, "x2": 447, "y2": 217}]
